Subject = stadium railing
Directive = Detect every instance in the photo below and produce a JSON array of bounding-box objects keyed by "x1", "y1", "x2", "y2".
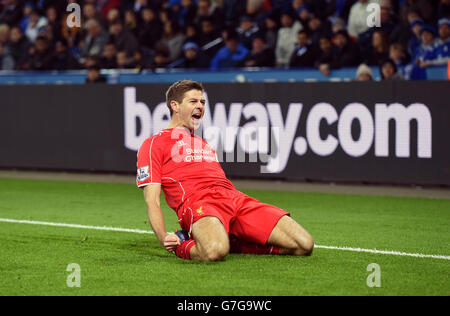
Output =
[{"x1": 0, "y1": 66, "x2": 447, "y2": 84}]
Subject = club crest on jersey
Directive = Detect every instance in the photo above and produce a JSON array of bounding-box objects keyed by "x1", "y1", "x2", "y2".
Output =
[
  {"x1": 196, "y1": 206, "x2": 204, "y2": 215},
  {"x1": 137, "y1": 166, "x2": 150, "y2": 182}
]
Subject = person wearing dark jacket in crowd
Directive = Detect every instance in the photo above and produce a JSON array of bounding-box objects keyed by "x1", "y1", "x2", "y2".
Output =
[
  {"x1": 138, "y1": 6, "x2": 163, "y2": 50},
  {"x1": 86, "y1": 65, "x2": 107, "y2": 83},
  {"x1": 0, "y1": 0, "x2": 22, "y2": 27},
  {"x1": 176, "y1": 41, "x2": 210, "y2": 68},
  {"x1": 197, "y1": 17, "x2": 222, "y2": 58},
  {"x1": 8, "y1": 26, "x2": 31, "y2": 68},
  {"x1": 52, "y1": 38, "x2": 80, "y2": 70},
  {"x1": 380, "y1": 58, "x2": 403, "y2": 80},
  {"x1": 289, "y1": 30, "x2": 317, "y2": 68},
  {"x1": 318, "y1": 30, "x2": 361, "y2": 75},
  {"x1": 99, "y1": 42, "x2": 118, "y2": 69},
  {"x1": 24, "y1": 35, "x2": 54, "y2": 70},
  {"x1": 365, "y1": 30, "x2": 390, "y2": 66},
  {"x1": 314, "y1": 35, "x2": 335, "y2": 71},
  {"x1": 242, "y1": 35, "x2": 275, "y2": 67},
  {"x1": 110, "y1": 18, "x2": 139, "y2": 58},
  {"x1": 330, "y1": 29, "x2": 361, "y2": 68}
]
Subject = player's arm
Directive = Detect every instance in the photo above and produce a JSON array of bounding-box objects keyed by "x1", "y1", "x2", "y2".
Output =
[{"x1": 143, "y1": 184, "x2": 180, "y2": 252}]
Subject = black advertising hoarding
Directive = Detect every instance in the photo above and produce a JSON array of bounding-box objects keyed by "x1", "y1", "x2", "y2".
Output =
[{"x1": 0, "y1": 82, "x2": 449, "y2": 185}]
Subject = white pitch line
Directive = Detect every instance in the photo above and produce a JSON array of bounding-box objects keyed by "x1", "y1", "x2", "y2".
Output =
[
  {"x1": 1, "y1": 218, "x2": 449, "y2": 261},
  {"x1": 0, "y1": 218, "x2": 154, "y2": 235}
]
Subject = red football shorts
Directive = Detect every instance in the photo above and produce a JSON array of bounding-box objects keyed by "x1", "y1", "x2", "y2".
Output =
[{"x1": 177, "y1": 187, "x2": 290, "y2": 246}]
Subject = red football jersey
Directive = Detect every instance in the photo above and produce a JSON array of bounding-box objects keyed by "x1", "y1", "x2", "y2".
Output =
[{"x1": 136, "y1": 128, "x2": 235, "y2": 211}]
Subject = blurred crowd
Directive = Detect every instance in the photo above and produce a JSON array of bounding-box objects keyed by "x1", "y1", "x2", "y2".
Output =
[{"x1": 0, "y1": 0, "x2": 449, "y2": 81}]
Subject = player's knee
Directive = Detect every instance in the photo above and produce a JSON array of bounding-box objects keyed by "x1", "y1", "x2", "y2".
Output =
[
  {"x1": 202, "y1": 242, "x2": 229, "y2": 262},
  {"x1": 292, "y1": 234, "x2": 314, "y2": 256},
  {"x1": 298, "y1": 234, "x2": 314, "y2": 256}
]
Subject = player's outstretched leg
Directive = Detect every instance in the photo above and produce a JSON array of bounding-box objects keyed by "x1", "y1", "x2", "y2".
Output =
[
  {"x1": 267, "y1": 215, "x2": 314, "y2": 256},
  {"x1": 179, "y1": 216, "x2": 230, "y2": 262}
]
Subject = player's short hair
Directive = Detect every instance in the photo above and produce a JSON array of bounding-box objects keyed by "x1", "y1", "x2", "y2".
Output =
[{"x1": 166, "y1": 80, "x2": 204, "y2": 117}]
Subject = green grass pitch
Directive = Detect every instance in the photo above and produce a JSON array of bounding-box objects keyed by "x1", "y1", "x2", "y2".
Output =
[{"x1": 0, "y1": 178, "x2": 449, "y2": 296}]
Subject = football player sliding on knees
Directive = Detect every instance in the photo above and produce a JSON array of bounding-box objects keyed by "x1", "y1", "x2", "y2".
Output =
[{"x1": 137, "y1": 80, "x2": 314, "y2": 261}]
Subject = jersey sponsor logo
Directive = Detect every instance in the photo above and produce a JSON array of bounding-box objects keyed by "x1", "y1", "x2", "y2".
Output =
[{"x1": 137, "y1": 166, "x2": 150, "y2": 182}]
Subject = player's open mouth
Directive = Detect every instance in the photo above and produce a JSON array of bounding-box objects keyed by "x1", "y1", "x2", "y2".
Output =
[{"x1": 192, "y1": 113, "x2": 202, "y2": 124}]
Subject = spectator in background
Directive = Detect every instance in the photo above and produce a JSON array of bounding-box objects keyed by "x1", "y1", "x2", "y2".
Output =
[
  {"x1": 319, "y1": 30, "x2": 361, "y2": 75},
  {"x1": 138, "y1": 6, "x2": 162, "y2": 51},
  {"x1": 19, "y1": 2, "x2": 34, "y2": 33},
  {"x1": 400, "y1": 0, "x2": 434, "y2": 25},
  {"x1": 438, "y1": 0, "x2": 450, "y2": 19},
  {"x1": 8, "y1": 26, "x2": 31, "y2": 68},
  {"x1": 96, "y1": 0, "x2": 122, "y2": 19},
  {"x1": 116, "y1": 50, "x2": 137, "y2": 69},
  {"x1": 404, "y1": 25, "x2": 437, "y2": 79},
  {"x1": 25, "y1": 8, "x2": 48, "y2": 43},
  {"x1": 414, "y1": 25, "x2": 438, "y2": 66},
  {"x1": 197, "y1": 17, "x2": 222, "y2": 59},
  {"x1": 422, "y1": 17, "x2": 450, "y2": 67},
  {"x1": 130, "y1": 0, "x2": 151, "y2": 14},
  {"x1": 185, "y1": 23, "x2": 200, "y2": 43},
  {"x1": 79, "y1": 19, "x2": 108, "y2": 60},
  {"x1": 0, "y1": 0, "x2": 22, "y2": 27},
  {"x1": 306, "y1": 16, "x2": 332, "y2": 46},
  {"x1": 83, "y1": 3, "x2": 105, "y2": 28},
  {"x1": 178, "y1": 0, "x2": 197, "y2": 28},
  {"x1": 275, "y1": 10, "x2": 303, "y2": 67},
  {"x1": 380, "y1": 58, "x2": 403, "y2": 80},
  {"x1": 347, "y1": 0, "x2": 380, "y2": 38},
  {"x1": 222, "y1": 0, "x2": 246, "y2": 26},
  {"x1": 390, "y1": 9, "x2": 422, "y2": 50},
  {"x1": 297, "y1": 5, "x2": 312, "y2": 29},
  {"x1": 52, "y1": 38, "x2": 80, "y2": 70},
  {"x1": 157, "y1": 19, "x2": 186, "y2": 62},
  {"x1": 210, "y1": 29, "x2": 249, "y2": 70},
  {"x1": 25, "y1": 35, "x2": 54, "y2": 70},
  {"x1": 195, "y1": 0, "x2": 224, "y2": 30},
  {"x1": 109, "y1": 18, "x2": 139, "y2": 59},
  {"x1": 124, "y1": 9, "x2": 139, "y2": 39},
  {"x1": 236, "y1": 15, "x2": 260, "y2": 50},
  {"x1": 331, "y1": 29, "x2": 361, "y2": 68},
  {"x1": 149, "y1": 48, "x2": 170, "y2": 69},
  {"x1": 262, "y1": 13, "x2": 278, "y2": 50},
  {"x1": 355, "y1": 63, "x2": 373, "y2": 81},
  {"x1": 242, "y1": 35, "x2": 275, "y2": 68},
  {"x1": 366, "y1": 30, "x2": 390, "y2": 66},
  {"x1": 99, "y1": 42, "x2": 118, "y2": 69},
  {"x1": 176, "y1": 41, "x2": 210, "y2": 68},
  {"x1": 389, "y1": 43, "x2": 409, "y2": 67},
  {"x1": 86, "y1": 65, "x2": 107, "y2": 83},
  {"x1": 45, "y1": 6, "x2": 61, "y2": 40},
  {"x1": 289, "y1": 30, "x2": 317, "y2": 68},
  {"x1": 314, "y1": 35, "x2": 335, "y2": 73},
  {"x1": 0, "y1": 23, "x2": 14, "y2": 70},
  {"x1": 0, "y1": 23, "x2": 10, "y2": 47},
  {"x1": 408, "y1": 17, "x2": 424, "y2": 57}
]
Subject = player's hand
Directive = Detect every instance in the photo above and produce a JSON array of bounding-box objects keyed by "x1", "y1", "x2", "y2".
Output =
[{"x1": 163, "y1": 233, "x2": 181, "y2": 252}]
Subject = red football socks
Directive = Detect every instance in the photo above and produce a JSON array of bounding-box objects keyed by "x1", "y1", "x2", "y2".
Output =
[
  {"x1": 175, "y1": 239, "x2": 196, "y2": 260},
  {"x1": 229, "y1": 237, "x2": 280, "y2": 255}
]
